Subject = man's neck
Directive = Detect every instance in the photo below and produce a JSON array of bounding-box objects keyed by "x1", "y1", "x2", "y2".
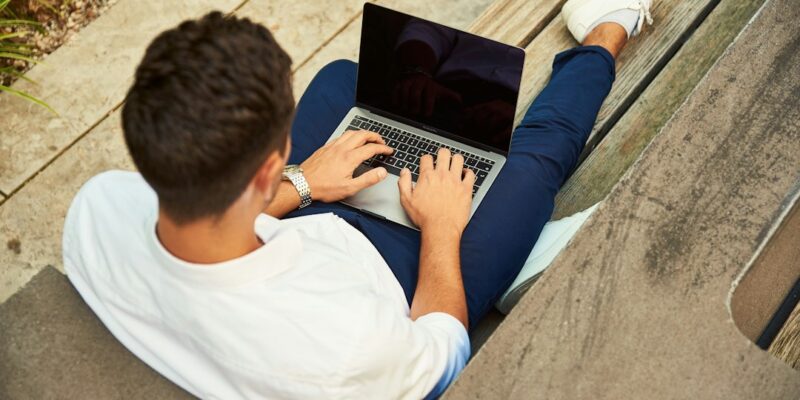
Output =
[{"x1": 156, "y1": 209, "x2": 263, "y2": 264}]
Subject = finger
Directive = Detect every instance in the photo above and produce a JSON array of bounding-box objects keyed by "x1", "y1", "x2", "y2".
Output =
[
  {"x1": 462, "y1": 168, "x2": 476, "y2": 185},
  {"x1": 419, "y1": 154, "x2": 434, "y2": 174},
  {"x1": 450, "y1": 154, "x2": 464, "y2": 177},
  {"x1": 352, "y1": 143, "x2": 393, "y2": 163},
  {"x1": 398, "y1": 168, "x2": 413, "y2": 201},
  {"x1": 350, "y1": 166, "x2": 388, "y2": 193},
  {"x1": 436, "y1": 147, "x2": 451, "y2": 171},
  {"x1": 341, "y1": 130, "x2": 383, "y2": 148}
]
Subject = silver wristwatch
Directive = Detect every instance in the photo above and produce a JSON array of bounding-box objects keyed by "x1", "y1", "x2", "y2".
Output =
[{"x1": 282, "y1": 165, "x2": 312, "y2": 209}]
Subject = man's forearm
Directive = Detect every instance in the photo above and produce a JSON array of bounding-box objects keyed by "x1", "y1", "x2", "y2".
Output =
[
  {"x1": 263, "y1": 181, "x2": 302, "y2": 218},
  {"x1": 410, "y1": 226, "x2": 469, "y2": 328}
]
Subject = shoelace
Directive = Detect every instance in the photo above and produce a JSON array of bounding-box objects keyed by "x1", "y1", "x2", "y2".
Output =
[{"x1": 633, "y1": 0, "x2": 654, "y2": 35}]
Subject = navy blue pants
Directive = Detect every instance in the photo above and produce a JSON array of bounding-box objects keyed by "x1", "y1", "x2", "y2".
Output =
[{"x1": 286, "y1": 46, "x2": 615, "y2": 330}]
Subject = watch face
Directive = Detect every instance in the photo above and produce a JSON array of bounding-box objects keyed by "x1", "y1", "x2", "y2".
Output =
[{"x1": 284, "y1": 164, "x2": 303, "y2": 175}]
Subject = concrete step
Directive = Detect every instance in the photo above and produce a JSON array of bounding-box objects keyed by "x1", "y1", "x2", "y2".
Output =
[{"x1": 0, "y1": 267, "x2": 192, "y2": 399}]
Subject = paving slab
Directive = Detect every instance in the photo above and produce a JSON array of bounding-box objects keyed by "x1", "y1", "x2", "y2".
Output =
[
  {"x1": 0, "y1": 112, "x2": 132, "y2": 303},
  {"x1": 445, "y1": 0, "x2": 800, "y2": 397},
  {"x1": 0, "y1": 0, "x2": 244, "y2": 196},
  {"x1": 0, "y1": 266, "x2": 192, "y2": 399},
  {"x1": 235, "y1": 0, "x2": 365, "y2": 71}
]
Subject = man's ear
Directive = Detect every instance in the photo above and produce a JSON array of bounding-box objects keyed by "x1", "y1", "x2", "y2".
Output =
[{"x1": 253, "y1": 148, "x2": 286, "y2": 198}]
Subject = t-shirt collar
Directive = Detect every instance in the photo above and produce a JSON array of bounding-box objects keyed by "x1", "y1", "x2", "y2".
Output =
[{"x1": 149, "y1": 213, "x2": 302, "y2": 289}]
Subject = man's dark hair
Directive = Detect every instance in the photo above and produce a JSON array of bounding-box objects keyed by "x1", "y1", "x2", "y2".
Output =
[{"x1": 122, "y1": 11, "x2": 294, "y2": 224}]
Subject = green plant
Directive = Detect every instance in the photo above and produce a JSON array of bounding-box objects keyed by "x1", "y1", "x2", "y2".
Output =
[{"x1": 0, "y1": 0, "x2": 55, "y2": 112}]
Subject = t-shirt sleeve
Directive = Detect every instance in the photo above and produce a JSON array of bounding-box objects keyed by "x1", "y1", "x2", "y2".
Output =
[{"x1": 342, "y1": 298, "x2": 470, "y2": 399}]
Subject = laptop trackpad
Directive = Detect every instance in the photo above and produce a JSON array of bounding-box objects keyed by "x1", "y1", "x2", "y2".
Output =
[{"x1": 344, "y1": 170, "x2": 416, "y2": 229}]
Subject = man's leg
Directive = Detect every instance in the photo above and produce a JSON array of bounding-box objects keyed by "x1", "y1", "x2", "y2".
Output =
[
  {"x1": 284, "y1": 60, "x2": 424, "y2": 301},
  {"x1": 458, "y1": 45, "x2": 616, "y2": 327}
]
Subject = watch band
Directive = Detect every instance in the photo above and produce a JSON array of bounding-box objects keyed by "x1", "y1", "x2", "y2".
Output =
[{"x1": 283, "y1": 167, "x2": 312, "y2": 209}]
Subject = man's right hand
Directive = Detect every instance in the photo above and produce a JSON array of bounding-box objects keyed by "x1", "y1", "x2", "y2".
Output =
[
  {"x1": 397, "y1": 148, "x2": 476, "y2": 235},
  {"x1": 301, "y1": 130, "x2": 394, "y2": 203}
]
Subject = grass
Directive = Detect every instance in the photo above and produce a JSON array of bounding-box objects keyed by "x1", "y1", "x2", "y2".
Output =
[{"x1": 0, "y1": 0, "x2": 56, "y2": 113}]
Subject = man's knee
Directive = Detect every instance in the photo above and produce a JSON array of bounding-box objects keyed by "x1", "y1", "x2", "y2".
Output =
[{"x1": 315, "y1": 59, "x2": 357, "y2": 83}]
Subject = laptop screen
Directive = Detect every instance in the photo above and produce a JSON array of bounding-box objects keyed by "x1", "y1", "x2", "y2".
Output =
[{"x1": 356, "y1": 3, "x2": 525, "y2": 153}]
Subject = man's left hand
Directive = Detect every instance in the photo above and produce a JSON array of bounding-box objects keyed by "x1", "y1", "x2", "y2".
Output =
[{"x1": 300, "y1": 130, "x2": 394, "y2": 203}]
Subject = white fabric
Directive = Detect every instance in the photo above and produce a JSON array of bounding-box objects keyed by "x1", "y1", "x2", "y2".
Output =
[
  {"x1": 63, "y1": 170, "x2": 469, "y2": 400},
  {"x1": 562, "y1": 0, "x2": 653, "y2": 43}
]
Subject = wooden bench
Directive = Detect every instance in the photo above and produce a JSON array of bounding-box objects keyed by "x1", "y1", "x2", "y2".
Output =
[{"x1": 447, "y1": 0, "x2": 800, "y2": 397}]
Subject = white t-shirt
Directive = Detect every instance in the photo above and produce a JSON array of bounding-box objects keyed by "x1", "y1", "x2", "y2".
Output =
[{"x1": 63, "y1": 171, "x2": 469, "y2": 399}]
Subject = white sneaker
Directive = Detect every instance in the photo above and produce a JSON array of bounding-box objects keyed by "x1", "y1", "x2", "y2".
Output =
[
  {"x1": 494, "y1": 203, "x2": 601, "y2": 314},
  {"x1": 562, "y1": 0, "x2": 653, "y2": 43}
]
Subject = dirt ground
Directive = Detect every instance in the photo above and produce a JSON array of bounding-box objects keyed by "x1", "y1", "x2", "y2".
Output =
[{"x1": 1, "y1": 0, "x2": 118, "y2": 86}]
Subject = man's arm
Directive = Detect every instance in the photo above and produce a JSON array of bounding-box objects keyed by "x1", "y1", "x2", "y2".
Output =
[
  {"x1": 264, "y1": 130, "x2": 393, "y2": 219},
  {"x1": 398, "y1": 148, "x2": 475, "y2": 328}
]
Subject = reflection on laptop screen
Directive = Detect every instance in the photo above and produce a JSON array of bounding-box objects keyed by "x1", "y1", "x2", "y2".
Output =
[{"x1": 357, "y1": 4, "x2": 525, "y2": 153}]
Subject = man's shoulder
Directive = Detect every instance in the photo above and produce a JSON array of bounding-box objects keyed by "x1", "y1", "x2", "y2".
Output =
[{"x1": 64, "y1": 170, "x2": 156, "y2": 250}]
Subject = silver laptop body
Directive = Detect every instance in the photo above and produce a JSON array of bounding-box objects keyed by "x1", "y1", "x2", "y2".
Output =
[{"x1": 325, "y1": 3, "x2": 525, "y2": 230}]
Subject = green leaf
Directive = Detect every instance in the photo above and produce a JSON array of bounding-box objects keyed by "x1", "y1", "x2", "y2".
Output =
[
  {"x1": 0, "y1": 32, "x2": 28, "y2": 41},
  {"x1": 0, "y1": 66, "x2": 37, "y2": 84},
  {"x1": 0, "y1": 84, "x2": 57, "y2": 115},
  {"x1": 0, "y1": 19, "x2": 42, "y2": 27},
  {"x1": 0, "y1": 45, "x2": 34, "y2": 55},
  {"x1": 0, "y1": 52, "x2": 39, "y2": 64}
]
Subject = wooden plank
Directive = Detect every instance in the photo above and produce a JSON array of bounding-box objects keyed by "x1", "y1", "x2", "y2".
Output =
[
  {"x1": 553, "y1": 0, "x2": 767, "y2": 219},
  {"x1": 477, "y1": 0, "x2": 769, "y2": 341},
  {"x1": 731, "y1": 189, "x2": 800, "y2": 341},
  {"x1": 445, "y1": 0, "x2": 800, "y2": 397},
  {"x1": 512, "y1": 0, "x2": 719, "y2": 141},
  {"x1": 0, "y1": 0, "x2": 244, "y2": 195},
  {"x1": 467, "y1": 0, "x2": 565, "y2": 45},
  {"x1": 770, "y1": 301, "x2": 800, "y2": 371}
]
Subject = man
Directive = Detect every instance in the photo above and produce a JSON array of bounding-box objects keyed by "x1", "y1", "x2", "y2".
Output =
[{"x1": 63, "y1": 0, "x2": 652, "y2": 398}]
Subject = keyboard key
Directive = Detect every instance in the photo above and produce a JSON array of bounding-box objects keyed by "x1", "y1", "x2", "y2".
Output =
[
  {"x1": 476, "y1": 161, "x2": 492, "y2": 171},
  {"x1": 376, "y1": 154, "x2": 387, "y2": 161},
  {"x1": 388, "y1": 140, "x2": 399, "y2": 148},
  {"x1": 408, "y1": 138, "x2": 419, "y2": 147},
  {"x1": 379, "y1": 128, "x2": 391, "y2": 136},
  {"x1": 412, "y1": 173, "x2": 419, "y2": 182},
  {"x1": 388, "y1": 131, "x2": 399, "y2": 140},
  {"x1": 408, "y1": 147, "x2": 419, "y2": 156},
  {"x1": 404, "y1": 154, "x2": 416, "y2": 163},
  {"x1": 476, "y1": 170, "x2": 488, "y2": 185},
  {"x1": 398, "y1": 135, "x2": 409, "y2": 144},
  {"x1": 396, "y1": 160, "x2": 407, "y2": 169},
  {"x1": 382, "y1": 164, "x2": 402, "y2": 176},
  {"x1": 394, "y1": 151, "x2": 407, "y2": 160},
  {"x1": 386, "y1": 156, "x2": 398, "y2": 165},
  {"x1": 398, "y1": 143, "x2": 409, "y2": 152},
  {"x1": 466, "y1": 157, "x2": 477, "y2": 166},
  {"x1": 426, "y1": 144, "x2": 438, "y2": 152}
]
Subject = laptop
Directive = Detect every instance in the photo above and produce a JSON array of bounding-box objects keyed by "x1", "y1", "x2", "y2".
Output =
[{"x1": 326, "y1": 3, "x2": 525, "y2": 230}]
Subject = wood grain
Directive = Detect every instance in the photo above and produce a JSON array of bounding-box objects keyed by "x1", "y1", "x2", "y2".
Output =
[
  {"x1": 553, "y1": 0, "x2": 767, "y2": 219},
  {"x1": 467, "y1": 0, "x2": 565, "y2": 45},
  {"x1": 770, "y1": 301, "x2": 800, "y2": 371},
  {"x1": 513, "y1": 0, "x2": 720, "y2": 136}
]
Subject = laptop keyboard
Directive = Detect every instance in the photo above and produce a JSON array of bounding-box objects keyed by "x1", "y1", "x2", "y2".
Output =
[{"x1": 347, "y1": 116, "x2": 495, "y2": 195}]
